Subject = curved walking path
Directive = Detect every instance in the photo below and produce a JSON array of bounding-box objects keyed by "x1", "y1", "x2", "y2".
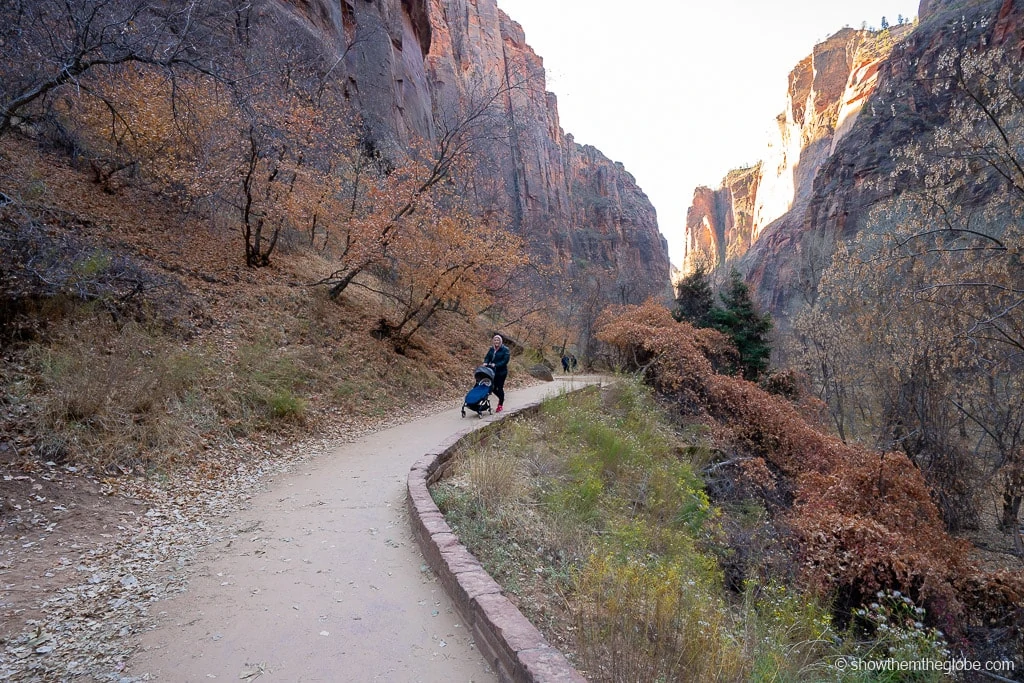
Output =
[{"x1": 128, "y1": 376, "x2": 597, "y2": 682}]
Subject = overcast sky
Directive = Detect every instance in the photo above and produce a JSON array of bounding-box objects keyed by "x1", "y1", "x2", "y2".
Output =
[{"x1": 495, "y1": 0, "x2": 922, "y2": 266}]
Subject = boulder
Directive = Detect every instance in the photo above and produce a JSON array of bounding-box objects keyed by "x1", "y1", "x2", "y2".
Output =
[{"x1": 527, "y1": 364, "x2": 554, "y2": 382}]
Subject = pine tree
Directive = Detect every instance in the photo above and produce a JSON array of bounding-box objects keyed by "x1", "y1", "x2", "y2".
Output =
[
  {"x1": 672, "y1": 261, "x2": 715, "y2": 326},
  {"x1": 707, "y1": 268, "x2": 773, "y2": 380}
]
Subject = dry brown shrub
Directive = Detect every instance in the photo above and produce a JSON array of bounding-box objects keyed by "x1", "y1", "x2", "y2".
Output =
[
  {"x1": 952, "y1": 569, "x2": 1024, "y2": 658},
  {"x1": 595, "y1": 300, "x2": 1019, "y2": 638},
  {"x1": 462, "y1": 445, "x2": 529, "y2": 514},
  {"x1": 737, "y1": 457, "x2": 777, "y2": 493},
  {"x1": 595, "y1": 300, "x2": 734, "y2": 407}
]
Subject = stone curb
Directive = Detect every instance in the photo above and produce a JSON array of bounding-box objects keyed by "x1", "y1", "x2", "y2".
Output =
[{"x1": 406, "y1": 396, "x2": 589, "y2": 683}]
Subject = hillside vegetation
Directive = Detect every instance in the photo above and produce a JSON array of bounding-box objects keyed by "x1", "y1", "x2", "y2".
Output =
[
  {"x1": 0, "y1": 132, "x2": 547, "y2": 470},
  {"x1": 0, "y1": 0, "x2": 580, "y2": 477},
  {"x1": 0, "y1": 4, "x2": 576, "y2": 667},
  {"x1": 434, "y1": 303, "x2": 1024, "y2": 678},
  {"x1": 0, "y1": 131, "x2": 543, "y2": 675}
]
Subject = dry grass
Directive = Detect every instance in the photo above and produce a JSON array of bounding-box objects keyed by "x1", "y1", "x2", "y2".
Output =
[
  {"x1": 463, "y1": 444, "x2": 530, "y2": 515},
  {"x1": 11, "y1": 281, "x2": 495, "y2": 472},
  {"x1": 574, "y1": 552, "x2": 748, "y2": 682},
  {"x1": 28, "y1": 313, "x2": 208, "y2": 471}
]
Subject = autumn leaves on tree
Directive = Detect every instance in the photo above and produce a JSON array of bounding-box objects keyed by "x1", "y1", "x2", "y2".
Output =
[{"x1": 0, "y1": 0, "x2": 534, "y2": 352}]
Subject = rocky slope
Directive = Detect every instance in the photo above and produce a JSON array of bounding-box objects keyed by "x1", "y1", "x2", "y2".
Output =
[
  {"x1": 681, "y1": 0, "x2": 1020, "y2": 321},
  {"x1": 280, "y1": 0, "x2": 670, "y2": 303}
]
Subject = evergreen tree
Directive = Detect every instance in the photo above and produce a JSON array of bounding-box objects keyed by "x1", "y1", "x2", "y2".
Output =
[
  {"x1": 672, "y1": 261, "x2": 715, "y2": 326},
  {"x1": 707, "y1": 268, "x2": 773, "y2": 380}
]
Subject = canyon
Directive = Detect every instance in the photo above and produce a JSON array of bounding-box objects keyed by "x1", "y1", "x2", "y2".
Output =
[{"x1": 682, "y1": 0, "x2": 1020, "y2": 322}]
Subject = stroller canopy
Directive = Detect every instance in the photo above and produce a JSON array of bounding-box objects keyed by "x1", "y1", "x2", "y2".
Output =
[{"x1": 474, "y1": 365, "x2": 495, "y2": 382}]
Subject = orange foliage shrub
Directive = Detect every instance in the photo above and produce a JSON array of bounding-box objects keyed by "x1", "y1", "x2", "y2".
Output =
[
  {"x1": 595, "y1": 302, "x2": 735, "y2": 405},
  {"x1": 597, "y1": 300, "x2": 1024, "y2": 636}
]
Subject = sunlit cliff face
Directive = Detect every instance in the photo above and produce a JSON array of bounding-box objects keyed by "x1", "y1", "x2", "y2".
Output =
[
  {"x1": 684, "y1": 0, "x2": 1017, "y2": 326},
  {"x1": 683, "y1": 29, "x2": 879, "y2": 275},
  {"x1": 681, "y1": 24, "x2": 916, "y2": 292}
]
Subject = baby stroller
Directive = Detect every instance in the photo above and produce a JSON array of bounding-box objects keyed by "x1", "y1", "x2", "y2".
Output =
[{"x1": 461, "y1": 365, "x2": 494, "y2": 418}]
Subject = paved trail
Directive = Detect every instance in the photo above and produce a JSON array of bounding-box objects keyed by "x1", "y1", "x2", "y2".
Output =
[{"x1": 129, "y1": 376, "x2": 595, "y2": 683}]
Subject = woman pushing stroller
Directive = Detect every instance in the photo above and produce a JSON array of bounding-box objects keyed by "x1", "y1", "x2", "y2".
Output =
[{"x1": 483, "y1": 334, "x2": 510, "y2": 412}]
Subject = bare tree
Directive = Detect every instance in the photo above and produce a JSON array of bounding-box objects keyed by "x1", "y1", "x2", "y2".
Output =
[
  {"x1": 315, "y1": 66, "x2": 540, "y2": 299},
  {"x1": 0, "y1": 0, "x2": 230, "y2": 136},
  {"x1": 795, "y1": 41, "x2": 1024, "y2": 532}
]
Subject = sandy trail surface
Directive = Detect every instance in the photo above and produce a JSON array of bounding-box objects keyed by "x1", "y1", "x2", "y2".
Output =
[{"x1": 128, "y1": 376, "x2": 595, "y2": 682}]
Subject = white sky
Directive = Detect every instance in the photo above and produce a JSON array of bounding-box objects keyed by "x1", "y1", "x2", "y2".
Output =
[{"x1": 495, "y1": 0, "x2": 922, "y2": 266}]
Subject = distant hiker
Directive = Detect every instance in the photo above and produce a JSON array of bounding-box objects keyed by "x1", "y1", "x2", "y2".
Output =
[
  {"x1": 484, "y1": 334, "x2": 510, "y2": 412},
  {"x1": 561, "y1": 354, "x2": 570, "y2": 373},
  {"x1": 569, "y1": 354, "x2": 578, "y2": 372}
]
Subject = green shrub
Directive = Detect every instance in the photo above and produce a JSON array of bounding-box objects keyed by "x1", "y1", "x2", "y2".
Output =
[
  {"x1": 546, "y1": 460, "x2": 604, "y2": 522},
  {"x1": 72, "y1": 251, "x2": 113, "y2": 278},
  {"x1": 430, "y1": 481, "x2": 472, "y2": 515},
  {"x1": 266, "y1": 390, "x2": 306, "y2": 422},
  {"x1": 231, "y1": 338, "x2": 315, "y2": 427}
]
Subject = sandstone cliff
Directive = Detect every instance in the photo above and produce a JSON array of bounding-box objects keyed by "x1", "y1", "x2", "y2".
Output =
[
  {"x1": 736, "y1": 25, "x2": 896, "y2": 315},
  {"x1": 682, "y1": 28, "x2": 882, "y2": 270},
  {"x1": 682, "y1": 164, "x2": 760, "y2": 268},
  {"x1": 682, "y1": 25, "x2": 912, "y2": 280},
  {"x1": 278, "y1": 0, "x2": 670, "y2": 303},
  {"x1": 749, "y1": 0, "x2": 1014, "y2": 319},
  {"x1": 684, "y1": 0, "x2": 1020, "y2": 322}
]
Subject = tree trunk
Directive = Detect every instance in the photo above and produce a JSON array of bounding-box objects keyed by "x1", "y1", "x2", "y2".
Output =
[
  {"x1": 1001, "y1": 489, "x2": 1021, "y2": 533},
  {"x1": 328, "y1": 267, "x2": 360, "y2": 299}
]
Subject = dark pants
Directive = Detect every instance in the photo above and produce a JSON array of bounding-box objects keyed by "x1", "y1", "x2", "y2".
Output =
[{"x1": 491, "y1": 372, "x2": 507, "y2": 405}]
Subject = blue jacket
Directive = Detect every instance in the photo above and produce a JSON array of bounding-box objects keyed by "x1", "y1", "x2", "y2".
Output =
[{"x1": 484, "y1": 345, "x2": 510, "y2": 377}]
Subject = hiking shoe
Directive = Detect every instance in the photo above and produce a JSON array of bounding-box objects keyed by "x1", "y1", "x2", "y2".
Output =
[{"x1": 496, "y1": 405, "x2": 503, "y2": 412}]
